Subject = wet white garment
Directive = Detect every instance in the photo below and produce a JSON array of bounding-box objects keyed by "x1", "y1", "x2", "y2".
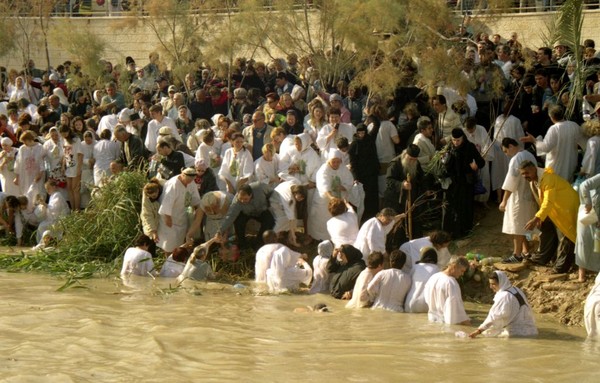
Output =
[
  {"x1": 353, "y1": 217, "x2": 393, "y2": 261},
  {"x1": 501, "y1": 150, "x2": 537, "y2": 235},
  {"x1": 585, "y1": 272, "x2": 600, "y2": 337},
  {"x1": 159, "y1": 255, "x2": 185, "y2": 278},
  {"x1": 327, "y1": 209, "x2": 359, "y2": 248},
  {"x1": 424, "y1": 272, "x2": 469, "y2": 324},
  {"x1": 367, "y1": 268, "x2": 412, "y2": 312},
  {"x1": 399, "y1": 236, "x2": 451, "y2": 272},
  {"x1": 270, "y1": 181, "x2": 299, "y2": 233},
  {"x1": 478, "y1": 271, "x2": 538, "y2": 337},
  {"x1": 265, "y1": 247, "x2": 311, "y2": 293},
  {"x1": 346, "y1": 268, "x2": 376, "y2": 309},
  {"x1": 255, "y1": 243, "x2": 284, "y2": 283},
  {"x1": 120, "y1": 247, "x2": 155, "y2": 277},
  {"x1": 405, "y1": 263, "x2": 440, "y2": 313},
  {"x1": 157, "y1": 176, "x2": 201, "y2": 252},
  {"x1": 309, "y1": 240, "x2": 334, "y2": 294}
]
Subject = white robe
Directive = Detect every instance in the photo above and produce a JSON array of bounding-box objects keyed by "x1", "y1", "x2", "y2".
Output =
[
  {"x1": 37, "y1": 191, "x2": 70, "y2": 243},
  {"x1": 327, "y1": 209, "x2": 359, "y2": 248},
  {"x1": 424, "y1": 272, "x2": 469, "y2": 324},
  {"x1": 218, "y1": 148, "x2": 254, "y2": 192},
  {"x1": 316, "y1": 123, "x2": 355, "y2": 161},
  {"x1": 405, "y1": 263, "x2": 440, "y2": 313},
  {"x1": 585, "y1": 272, "x2": 600, "y2": 337},
  {"x1": 345, "y1": 268, "x2": 376, "y2": 309},
  {"x1": 413, "y1": 133, "x2": 436, "y2": 167},
  {"x1": 265, "y1": 246, "x2": 312, "y2": 293},
  {"x1": 43, "y1": 138, "x2": 65, "y2": 182},
  {"x1": 478, "y1": 271, "x2": 538, "y2": 337},
  {"x1": 14, "y1": 143, "x2": 46, "y2": 200},
  {"x1": 491, "y1": 115, "x2": 524, "y2": 191},
  {"x1": 145, "y1": 116, "x2": 181, "y2": 153},
  {"x1": 399, "y1": 236, "x2": 451, "y2": 272},
  {"x1": 157, "y1": 176, "x2": 202, "y2": 252},
  {"x1": 501, "y1": 150, "x2": 538, "y2": 235},
  {"x1": 0, "y1": 147, "x2": 19, "y2": 196},
  {"x1": 367, "y1": 268, "x2": 412, "y2": 312},
  {"x1": 535, "y1": 120, "x2": 586, "y2": 182},
  {"x1": 307, "y1": 162, "x2": 354, "y2": 241},
  {"x1": 254, "y1": 154, "x2": 281, "y2": 185},
  {"x1": 120, "y1": 247, "x2": 155, "y2": 277},
  {"x1": 254, "y1": 243, "x2": 284, "y2": 283},
  {"x1": 270, "y1": 181, "x2": 299, "y2": 233},
  {"x1": 159, "y1": 255, "x2": 185, "y2": 278},
  {"x1": 278, "y1": 133, "x2": 322, "y2": 185},
  {"x1": 200, "y1": 191, "x2": 232, "y2": 239},
  {"x1": 309, "y1": 240, "x2": 334, "y2": 294},
  {"x1": 354, "y1": 217, "x2": 393, "y2": 261},
  {"x1": 93, "y1": 139, "x2": 120, "y2": 186},
  {"x1": 581, "y1": 135, "x2": 600, "y2": 176},
  {"x1": 464, "y1": 125, "x2": 493, "y2": 202}
]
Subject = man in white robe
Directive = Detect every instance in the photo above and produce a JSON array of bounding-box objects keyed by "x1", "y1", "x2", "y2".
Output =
[
  {"x1": 367, "y1": 250, "x2": 412, "y2": 312},
  {"x1": 491, "y1": 111, "x2": 525, "y2": 194},
  {"x1": 405, "y1": 248, "x2": 440, "y2": 313},
  {"x1": 157, "y1": 168, "x2": 202, "y2": 253},
  {"x1": 521, "y1": 105, "x2": 586, "y2": 182},
  {"x1": 354, "y1": 208, "x2": 404, "y2": 261},
  {"x1": 424, "y1": 256, "x2": 471, "y2": 325},
  {"x1": 399, "y1": 230, "x2": 452, "y2": 273}
]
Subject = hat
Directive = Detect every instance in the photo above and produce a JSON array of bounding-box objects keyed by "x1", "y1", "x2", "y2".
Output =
[
  {"x1": 356, "y1": 123, "x2": 368, "y2": 132},
  {"x1": 49, "y1": 73, "x2": 59, "y2": 81},
  {"x1": 329, "y1": 93, "x2": 343, "y2": 102},
  {"x1": 168, "y1": 85, "x2": 177, "y2": 93},
  {"x1": 451, "y1": 128, "x2": 465, "y2": 139},
  {"x1": 406, "y1": 144, "x2": 420, "y2": 158},
  {"x1": 53, "y1": 88, "x2": 69, "y2": 106},
  {"x1": 182, "y1": 167, "x2": 197, "y2": 177},
  {"x1": 233, "y1": 88, "x2": 247, "y2": 99},
  {"x1": 328, "y1": 149, "x2": 343, "y2": 160},
  {"x1": 1, "y1": 137, "x2": 13, "y2": 147},
  {"x1": 158, "y1": 126, "x2": 172, "y2": 136},
  {"x1": 553, "y1": 41, "x2": 567, "y2": 48}
]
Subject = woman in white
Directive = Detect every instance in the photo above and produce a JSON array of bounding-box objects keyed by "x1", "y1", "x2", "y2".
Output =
[
  {"x1": 254, "y1": 143, "x2": 281, "y2": 186},
  {"x1": 92, "y1": 129, "x2": 120, "y2": 186},
  {"x1": 79, "y1": 131, "x2": 95, "y2": 208},
  {"x1": 367, "y1": 250, "x2": 412, "y2": 312},
  {"x1": 218, "y1": 132, "x2": 253, "y2": 194},
  {"x1": 270, "y1": 181, "x2": 307, "y2": 247},
  {"x1": 60, "y1": 126, "x2": 83, "y2": 211},
  {"x1": 8, "y1": 77, "x2": 31, "y2": 103},
  {"x1": 266, "y1": 247, "x2": 312, "y2": 293},
  {"x1": 310, "y1": 239, "x2": 334, "y2": 294},
  {"x1": 303, "y1": 102, "x2": 326, "y2": 144},
  {"x1": 14, "y1": 131, "x2": 46, "y2": 204},
  {"x1": 405, "y1": 247, "x2": 440, "y2": 313},
  {"x1": 499, "y1": 138, "x2": 538, "y2": 262},
  {"x1": 278, "y1": 133, "x2": 322, "y2": 186},
  {"x1": 0, "y1": 137, "x2": 19, "y2": 196},
  {"x1": 36, "y1": 180, "x2": 70, "y2": 243},
  {"x1": 307, "y1": 149, "x2": 354, "y2": 241},
  {"x1": 198, "y1": 190, "x2": 233, "y2": 240},
  {"x1": 326, "y1": 198, "x2": 358, "y2": 248},
  {"x1": 469, "y1": 271, "x2": 537, "y2": 338},
  {"x1": 463, "y1": 117, "x2": 493, "y2": 203},
  {"x1": 585, "y1": 272, "x2": 600, "y2": 337}
]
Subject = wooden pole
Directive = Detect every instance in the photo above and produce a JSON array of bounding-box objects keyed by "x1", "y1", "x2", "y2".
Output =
[{"x1": 406, "y1": 173, "x2": 413, "y2": 240}]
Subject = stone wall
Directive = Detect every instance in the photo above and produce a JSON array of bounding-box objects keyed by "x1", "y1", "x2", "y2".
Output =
[{"x1": 3, "y1": 10, "x2": 600, "y2": 71}]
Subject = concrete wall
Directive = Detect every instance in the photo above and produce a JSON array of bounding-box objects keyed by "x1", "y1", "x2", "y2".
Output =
[{"x1": 3, "y1": 10, "x2": 600, "y2": 71}]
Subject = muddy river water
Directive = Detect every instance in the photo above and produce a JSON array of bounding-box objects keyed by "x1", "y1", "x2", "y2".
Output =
[{"x1": 0, "y1": 272, "x2": 598, "y2": 382}]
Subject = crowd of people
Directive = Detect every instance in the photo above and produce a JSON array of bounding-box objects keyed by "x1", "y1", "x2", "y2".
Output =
[{"x1": 3, "y1": 25, "x2": 600, "y2": 337}]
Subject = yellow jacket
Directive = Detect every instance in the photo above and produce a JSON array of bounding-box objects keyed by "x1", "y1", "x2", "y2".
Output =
[{"x1": 535, "y1": 168, "x2": 578, "y2": 242}]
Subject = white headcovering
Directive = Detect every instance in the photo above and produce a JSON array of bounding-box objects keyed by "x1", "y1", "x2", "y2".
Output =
[
  {"x1": 328, "y1": 148, "x2": 343, "y2": 161},
  {"x1": 1, "y1": 137, "x2": 13, "y2": 147},
  {"x1": 317, "y1": 240, "x2": 334, "y2": 258},
  {"x1": 118, "y1": 108, "x2": 133, "y2": 122},
  {"x1": 53, "y1": 87, "x2": 69, "y2": 106}
]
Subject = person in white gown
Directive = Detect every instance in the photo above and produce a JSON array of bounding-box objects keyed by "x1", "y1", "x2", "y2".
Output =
[
  {"x1": 354, "y1": 208, "x2": 404, "y2": 261},
  {"x1": 159, "y1": 246, "x2": 190, "y2": 278},
  {"x1": 36, "y1": 180, "x2": 70, "y2": 243},
  {"x1": 198, "y1": 190, "x2": 233, "y2": 240},
  {"x1": 93, "y1": 129, "x2": 120, "y2": 186},
  {"x1": 424, "y1": 255, "x2": 471, "y2": 325},
  {"x1": 0, "y1": 137, "x2": 19, "y2": 196},
  {"x1": 405, "y1": 247, "x2": 440, "y2": 313},
  {"x1": 269, "y1": 181, "x2": 307, "y2": 246},
  {"x1": 278, "y1": 133, "x2": 321, "y2": 187},
  {"x1": 469, "y1": 271, "x2": 538, "y2": 338},
  {"x1": 316, "y1": 108, "x2": 355, "y2": 161},
  {"x1": 307, "y1": 149, "x2": 354, "y2": 241},
  {"x1": 585, "y1": 272, "x2": 600, "y2": 337},
  {"x1": 218, "y1": 132, "x2": 254, "y2": 194},
  {"x1": 346, "y1": 251, "x2": 384, "y2": 308},
  {"x1": 157, "y1": 168, "x2": 202, "y2": 253},
  {"x1": 254, "y1": 231, "x2": 284, "y2": 284},
  {"x1": 367, "y1": 250, "x2": 412, "y2": 312},
  {"x1": 120, "y1": 234, "x2": 156, "y2": 277},
  {"x1": 254, "y1": 143, "x2": 281, "y2": 186},
  {"x1": 14, "y1": 131, "x2": 46, "y2": 204},
  {"x1": 491, "y1": 109, "x2": 524, "y2": 197},
  {"x1": 499, "y1": 138, "x2": 538, "y2": 262},
  {"x1": 310, "y1": 240, "x2": 334, "y2": 294},
  {"x1": 400, "y1": 230, "x2": 452, "y2": 273},
  {"x1": 266, "y1": 246, "x2": 312, "y2": 293},
  {"x1": 326, "y1": 198, "x2": 359, "y2": 248}
]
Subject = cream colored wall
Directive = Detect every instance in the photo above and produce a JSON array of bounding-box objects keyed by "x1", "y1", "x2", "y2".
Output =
[{"x1": 4, "y1": 10, "x2": 600, "y2": 72}]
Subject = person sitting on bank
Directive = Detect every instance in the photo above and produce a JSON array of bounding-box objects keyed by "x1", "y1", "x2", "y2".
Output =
[{"x1": 469, "y1": 271, "x2": 538, "y2": 338}]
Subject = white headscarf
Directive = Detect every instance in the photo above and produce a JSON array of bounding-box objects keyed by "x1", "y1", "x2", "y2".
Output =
[
  {"x1": 53, "y1": 87, "x2": 69, "y2": 106},
  {"x1": 317, "y1": 240, "x2": 334, "y2": 258},
  {"x1": 328, "y1": 148, "x2": 343, "y2": 161},
  {"x1": 1, "y1": 137, "x2": 13, "y2": 147}
]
